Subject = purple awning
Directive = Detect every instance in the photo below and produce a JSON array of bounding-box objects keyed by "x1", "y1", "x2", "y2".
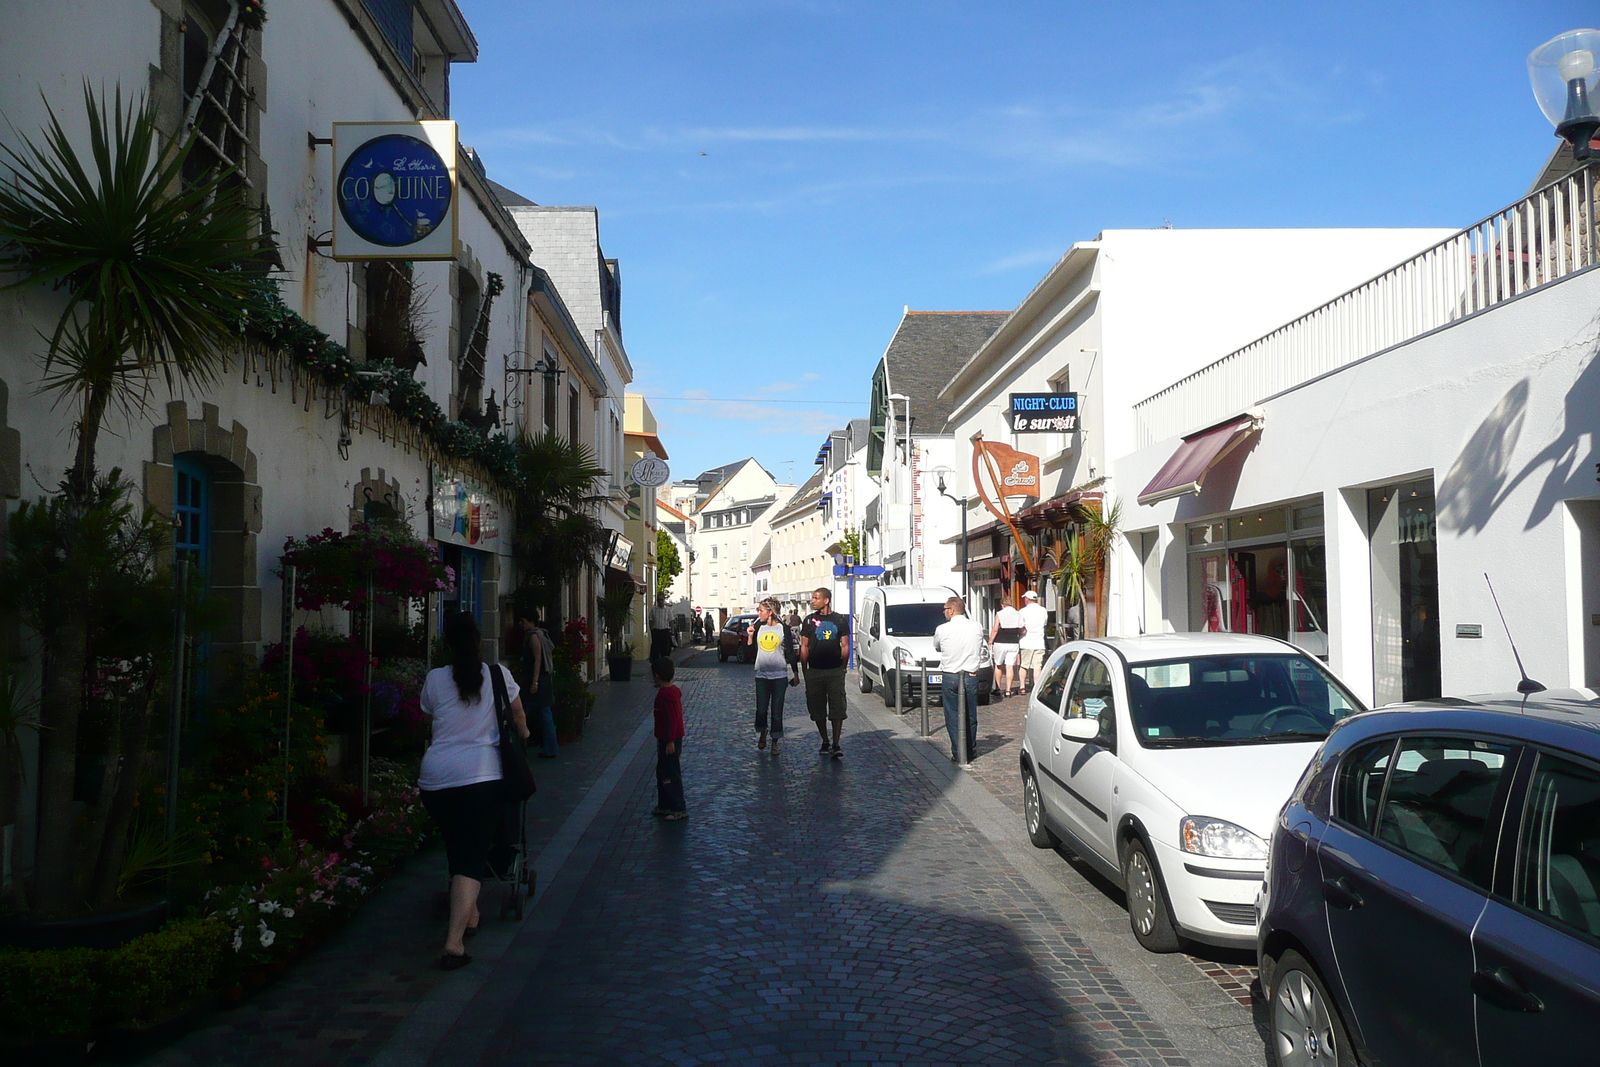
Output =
[{"x1": 1137, "y1": 414, "x2": 1262, "y2": 506}]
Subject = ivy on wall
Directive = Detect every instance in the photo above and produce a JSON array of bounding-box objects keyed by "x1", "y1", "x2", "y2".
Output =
[{"x1": 238, "y1": 282, "x2": 521, "y2": 490}]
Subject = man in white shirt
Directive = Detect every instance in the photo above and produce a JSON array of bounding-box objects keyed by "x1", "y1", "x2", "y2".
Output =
[
  {"x1": 933, "y1": 596, "x2": 984, "y2": 762},
  {"x1": 649, "y1": 593, "x2": 674, "y2": 661},
  {"x1": 1018, "y1": 589, "x2": 1050, "y2": 691}
]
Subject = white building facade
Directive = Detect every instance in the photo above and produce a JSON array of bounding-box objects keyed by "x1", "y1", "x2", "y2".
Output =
[{"x1": 1114, "y1": 165, "x2": 1600, "y2": 705}]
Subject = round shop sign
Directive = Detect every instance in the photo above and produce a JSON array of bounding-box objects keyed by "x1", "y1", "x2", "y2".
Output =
[
  {"x1": 631, "y1": 456, "x2": 671, "y2": 487},
  {"x1": 337, "y1": 134, "x2": 453, "y2": 248}
]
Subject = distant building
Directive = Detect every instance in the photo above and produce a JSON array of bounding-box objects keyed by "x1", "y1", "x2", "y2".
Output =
[{"x1": 683, "y1": 459, "x2": 795, "y2": 619}]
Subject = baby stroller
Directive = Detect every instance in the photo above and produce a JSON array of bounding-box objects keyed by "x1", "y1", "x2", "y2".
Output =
[{"x1": 433, "y1": 797, "x2": 536, "y2": 922}]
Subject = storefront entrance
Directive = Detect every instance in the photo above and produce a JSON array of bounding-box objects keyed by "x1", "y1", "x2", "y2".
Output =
[{"x1": 1368, "y1": 479, "x2": 1440, "y2": 704}]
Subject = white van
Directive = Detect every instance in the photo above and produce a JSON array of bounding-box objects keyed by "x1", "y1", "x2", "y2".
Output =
[{"x1": 855, "y1": 585, "x2": 993, "y2": 707}]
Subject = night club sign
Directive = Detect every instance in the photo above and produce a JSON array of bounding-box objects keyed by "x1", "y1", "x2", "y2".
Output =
[
  {"x1": 332, "y1": 121, "x2": 458, "y2": 260},
  {"x1": 1007, "y1": 391, "x2": 1079, "y2": 433}
]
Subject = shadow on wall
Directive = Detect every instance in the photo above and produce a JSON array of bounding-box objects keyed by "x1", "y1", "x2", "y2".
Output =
[{"x1": 1438, "y1": 326, "x2": 1600, "y2": 536}]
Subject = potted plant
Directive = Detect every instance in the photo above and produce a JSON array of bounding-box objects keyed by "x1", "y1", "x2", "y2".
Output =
[{"x1": 598, "y1": 586, "x2": 635, "y2": 682}]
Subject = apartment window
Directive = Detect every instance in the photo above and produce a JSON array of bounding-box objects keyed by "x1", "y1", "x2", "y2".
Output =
[
  {"x1": 541, "y1": 345, "x2": 559, "y2": 435},
  {"x1": 711, "y1": 545, "x2": 719, "y2": 561},
  {"x1": 741, "y1": 540, "x2": 749, "y2": 561},
  {"x1": 568, "y1": 386, "x2": 581, "y2": 446}
]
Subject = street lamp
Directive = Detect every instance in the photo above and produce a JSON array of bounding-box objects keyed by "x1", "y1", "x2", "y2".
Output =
[
  {"x1": 934, "y1": 467, "x2": 970, "y2": 606},
  {"x1": 1530, "y1": 29, "x2": 1600, "y2": 160},
  {"x1": 502, "y1": 350, "x2": 564, "y2": 411}
]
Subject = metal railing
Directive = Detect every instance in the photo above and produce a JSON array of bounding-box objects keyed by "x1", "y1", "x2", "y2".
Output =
[{"x1": 1133, "y1": 163, "x2": 1600, "y2": 448}]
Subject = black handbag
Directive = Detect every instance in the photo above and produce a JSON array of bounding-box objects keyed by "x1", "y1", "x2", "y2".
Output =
[{"x1": 490, "y1": 664, "x2": 537, "y2": 802}]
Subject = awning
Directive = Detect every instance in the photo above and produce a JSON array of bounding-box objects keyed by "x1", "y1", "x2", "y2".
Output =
[{"x1": 1137, "y1": 413, "x2": 1263, "y2": 506}]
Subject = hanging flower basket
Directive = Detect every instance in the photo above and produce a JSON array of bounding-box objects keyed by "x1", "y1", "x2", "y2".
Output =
[{"x1": 279, "y1": 524, "x2": 450, "y2": 612}]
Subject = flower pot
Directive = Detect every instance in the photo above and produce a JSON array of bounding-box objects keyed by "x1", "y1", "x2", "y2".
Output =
[{"x1": 607, "y1": 655, "x2": 633, "y2": 682}]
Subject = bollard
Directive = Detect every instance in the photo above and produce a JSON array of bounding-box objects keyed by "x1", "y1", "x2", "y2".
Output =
[
  {"x1": 894, "y1": 662, "x2": 902, "y2": 716},
  {"x1": 956, "y1": 670, "x2": 969, "y2": 766},
  {"x1": 919, "y1": 661, "x2": 930, "y2": 736}
]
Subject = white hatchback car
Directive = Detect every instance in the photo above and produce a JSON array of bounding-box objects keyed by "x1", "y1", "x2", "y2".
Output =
[{"x1": 1019, "y1": 633, "x2": 1364, "y2": 951}]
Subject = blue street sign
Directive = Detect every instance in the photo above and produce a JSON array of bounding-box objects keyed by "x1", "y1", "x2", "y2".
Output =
[{"x1": 833, "y1": 564, "x2": 886, "y2": 577}]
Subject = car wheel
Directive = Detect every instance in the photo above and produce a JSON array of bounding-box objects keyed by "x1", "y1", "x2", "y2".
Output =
[
  {"x1": 881, "y1": 669, "x2": 898, "y2": 707},
  {"x1": 718, "y1": 649, "x2": 727, "y2": 662},
  {"x1": 1269, "y1": 950, "x2": 1355, "y2": 1067},
  {"x1": 1123, "y1": 838, "x2": 1182, "y2": 952},
  {"x1": 859, "y1": 670, "x2": 873, "y2": 694},
  {"x1": 1022, "y1": 767, "x2": 1059, "y2": 848}
]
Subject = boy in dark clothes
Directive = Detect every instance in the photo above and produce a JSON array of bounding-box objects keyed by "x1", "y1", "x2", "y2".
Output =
[{"x1": 652, "y1": 659, "x2": 687, "y2": 820}]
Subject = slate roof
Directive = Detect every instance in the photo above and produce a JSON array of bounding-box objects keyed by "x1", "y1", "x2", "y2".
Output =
[
  {"x1": 487, "y1": 179, "x2": 538, "y2": 208},
  {"x1": 881, "y1": 311, "x2": 1010, "y2": 434},
  {"x1": 750, "y1": 541, "x2": 773, "y2": 570},
  {"x1": 770, "y1": 466, "x2": 827, "y2": 525}
]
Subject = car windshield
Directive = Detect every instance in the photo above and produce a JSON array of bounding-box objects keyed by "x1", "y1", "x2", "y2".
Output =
[
  {"x1": 885, "y1": 603, "x2": 946, "y2": 637},
  {"x1": 1126, "y1": 654, "x2": 1364, "y2": 748}
]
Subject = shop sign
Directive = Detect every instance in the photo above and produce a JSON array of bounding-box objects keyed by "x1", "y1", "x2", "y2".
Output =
[
  {"x1": 608, "y1": 534, "x2": 634, "y2": 571},
  {"x1": 332, "y1": 121, "x2": 458, "y2": 260},
  {"x1": 1007, "y1": 391, "x2": 1078, "y2": 433},
  {"x1": 432, "y1": 468, "x2": 500, "y2": 550},
  {"x1": 631, "y1": 455, "x2": 670, "y2": 487}
]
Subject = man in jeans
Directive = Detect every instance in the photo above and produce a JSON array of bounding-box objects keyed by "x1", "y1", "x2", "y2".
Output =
[
  {"x1": 933, "y1": 596, "x2": 983, "y2": 763},
  {"x1": 800, "y1": 587, "x2": 850, "y2": 759}
]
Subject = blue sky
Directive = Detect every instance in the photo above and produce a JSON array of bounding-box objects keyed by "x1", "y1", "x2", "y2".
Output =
[{"x1": 452, "y1": 0, "x2": 1589, "y2": 485}]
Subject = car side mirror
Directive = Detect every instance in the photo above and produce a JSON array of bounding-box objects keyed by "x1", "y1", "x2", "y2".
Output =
[{"x1": 1060, "y1": 717, "x2": 1100, "y2": 741}]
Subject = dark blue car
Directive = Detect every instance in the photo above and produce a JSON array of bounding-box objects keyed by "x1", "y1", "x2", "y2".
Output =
[{"x1": 1256, "y1": 692, "x2": 1600, "y2": 1066}]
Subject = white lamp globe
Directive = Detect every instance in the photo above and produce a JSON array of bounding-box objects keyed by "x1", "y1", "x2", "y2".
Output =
[{"x1": 1529, "y1": 29, "x2": 1600, "y2": 128}]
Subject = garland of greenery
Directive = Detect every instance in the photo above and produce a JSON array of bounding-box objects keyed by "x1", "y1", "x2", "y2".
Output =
[{"x1": 238, "y1": 282, "x2": 522, "y2": 490}]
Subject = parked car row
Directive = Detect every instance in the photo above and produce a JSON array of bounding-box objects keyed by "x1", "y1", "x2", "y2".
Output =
[{"x1": 1019, "y1": 631, "x2": 1599, "y2": 1065}]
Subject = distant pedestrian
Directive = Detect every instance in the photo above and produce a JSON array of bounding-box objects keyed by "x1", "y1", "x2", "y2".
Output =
[
  {"x1": 801, "y1": 587, "x2": 850, "y2": 759},
  {"x1": 703, "y1": 611, "x2": 718, "y2": 647},
  {"x1": 514, "y1": 606, "x2": 559, "y2": 759},
  {"x1": 419, "y1": 613, "x2": 528, "y2": 969},
  {"x1": 990, "y1": 599, "x2": 1023, "y2": 697},
  {"x1": 650, "y1": 593, "x2": 674, "y2": 661},
  {"x1": 934, "y1": 597, "x2": 983, "y2": 761},
  {"x1": 746, "y1": 596, "x2": 801, "y2": 756},
  {"x1": 1018, "y1": 589, "x2": 1049, "y2": 691},
  {"x1": 786, "y1": 612, "x2": 802, "y2": 630},
  {"x1": 652, "y1": 658, "x2": 687, "y2": 820}
]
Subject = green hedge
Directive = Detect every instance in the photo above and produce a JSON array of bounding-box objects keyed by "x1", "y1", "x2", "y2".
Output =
[{"x1": 0, "y1": 919, "x2": 229, "y2": 1041}]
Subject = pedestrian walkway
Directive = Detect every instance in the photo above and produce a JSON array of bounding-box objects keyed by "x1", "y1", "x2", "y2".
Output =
[{"x1": 385, "y1": 655, "x2": 1265, "y2": 1066}]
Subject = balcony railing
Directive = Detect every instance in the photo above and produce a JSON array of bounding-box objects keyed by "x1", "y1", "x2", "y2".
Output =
[{"x1": 1133, "y1": 162, "x2": 1600, "y2": 448}]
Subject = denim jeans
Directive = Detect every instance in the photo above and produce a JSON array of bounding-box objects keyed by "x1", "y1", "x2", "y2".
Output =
[
  {"x1": 754, "y1": 676, "x2": 789, "y2": 736},
  {"x1": 656, "y1": 738, "x2": 686, "y2": 813},
  {"x1": 941, "y1": 671, "x2": 979, "y2": 760},
  {"x1": 535, "y1": 674, "x2": 557, "y2": 757}
]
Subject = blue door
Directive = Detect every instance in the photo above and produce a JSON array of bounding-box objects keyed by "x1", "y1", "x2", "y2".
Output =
[{"x1": 174, "y1": 455, "x2": 209, "y2": 573}]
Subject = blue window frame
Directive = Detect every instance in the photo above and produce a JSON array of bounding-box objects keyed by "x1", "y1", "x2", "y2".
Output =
[{"x1": 174, "y1": 455, "x2": 210, "y2": 574}]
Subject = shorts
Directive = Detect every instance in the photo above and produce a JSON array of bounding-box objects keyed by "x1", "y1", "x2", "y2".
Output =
[
  {"x1": 421, "y1": 780, "x2": 519, "y2": 880},
  {"x1": 992, "y1": 644, "x2": 1020, "y2": 666},
  {"x1": 1021, "y1": 648, "x2": 1047, "y2": 671}
]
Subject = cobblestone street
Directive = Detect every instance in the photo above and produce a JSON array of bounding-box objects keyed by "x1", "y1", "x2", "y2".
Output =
[{"x1": 143, "y1": 651, "x2": 1269, "y2": 1067}]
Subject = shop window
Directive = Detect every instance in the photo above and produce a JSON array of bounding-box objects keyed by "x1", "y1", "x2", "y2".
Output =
[
  {"x1": 1369, "y1": 480, "x2": 1440, "y2": 704},
  {"x1": 1186, "y1": 499, "x2": 1328, "y2": 658}
]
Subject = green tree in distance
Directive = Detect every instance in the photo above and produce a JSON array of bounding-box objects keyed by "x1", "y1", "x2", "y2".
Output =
[{"x1": 655, "y1": 528, "x2": 682, "y2": 596}]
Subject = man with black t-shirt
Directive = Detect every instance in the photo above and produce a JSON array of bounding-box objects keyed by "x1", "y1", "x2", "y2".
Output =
[{"x1": 800, "y1": 587, "x2": 851, "y2": 759}]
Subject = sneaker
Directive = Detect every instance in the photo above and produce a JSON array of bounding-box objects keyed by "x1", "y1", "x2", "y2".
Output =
[
  {"x1": 831, "y1": 745, "x2": 843, "y2": 760},
  {"x1": 663, "y1": 811, "x2": 688, "y2": 821},
  {"x1": 819, "y1": 740, "x2": 831, "y2": 755}
]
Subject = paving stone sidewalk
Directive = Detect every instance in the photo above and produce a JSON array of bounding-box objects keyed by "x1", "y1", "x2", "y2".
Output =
[
  {"x1": 137, "y1": 653, "x2": 687, "y2": 1067},
  {"x1": 421, "y1": 655, "x2": 1225, "y2": 1066},
  {"x1": 884, "y1": 679, "x2": 1262, "y2": 1010}
]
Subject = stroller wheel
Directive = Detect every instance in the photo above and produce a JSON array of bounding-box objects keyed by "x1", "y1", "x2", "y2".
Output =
[
  {"x1": 502, "y1": 882, "x2": 524, "y2": 921},
  {"x1": 525, "y1": 869, "x2": 537, "y2": 897}
]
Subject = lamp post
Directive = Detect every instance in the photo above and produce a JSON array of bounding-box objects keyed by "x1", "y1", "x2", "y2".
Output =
[
  {"x1": 935, "y1": 469, "x2": 970, "y2": 607},
  {"x1": 503, "y1": 350, "x2": 565, "y2": 415},
  {"x1": 1530, "y1": 29, "x2": 1600, "y2": 160}
]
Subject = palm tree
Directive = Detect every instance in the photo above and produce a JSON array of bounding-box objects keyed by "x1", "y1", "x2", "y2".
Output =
[
  {"x1": 1082, "y1": 500, "x2": 1123, "y2": 637},
  {"x1": 510, "y1": 431, "x2": 611, "y2": 623},
  {"x1": 1052, "y1": 534, "x2": 1094, "y2": 642},
  {"x1": 0, "y1": 86, "x2": 256, "y2": 916},
  {"x1": 0, "y1": 84, "x2": 258, "y2": 497}
]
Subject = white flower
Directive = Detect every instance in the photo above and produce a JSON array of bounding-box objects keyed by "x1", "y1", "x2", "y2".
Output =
[
  {"x1": 232, "y1": 930, "x2": 243, "y2": 952},
  {"x1": 258, "y1": 920, "x2": 276, "y2": 949},
  {"x1": 258, "y1": 900, "x2": 279, "y2": 914},
  {"x1": 281, "y1": 907, "x2": 295, "y2": 918}
]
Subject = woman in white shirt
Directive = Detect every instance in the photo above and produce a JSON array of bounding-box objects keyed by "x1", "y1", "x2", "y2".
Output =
[{"x1": 419, "y1": 613, "x2": 527, "y2": 969}]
